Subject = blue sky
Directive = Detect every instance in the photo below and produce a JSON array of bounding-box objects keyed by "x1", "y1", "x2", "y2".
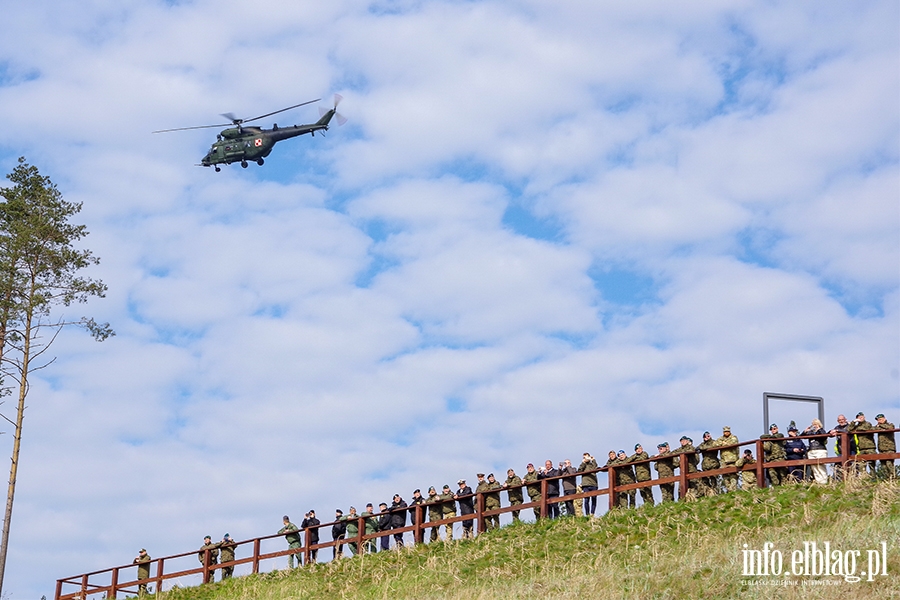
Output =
[{"x1": 0, "y1": 1, "x2": 898, "y2": 597}]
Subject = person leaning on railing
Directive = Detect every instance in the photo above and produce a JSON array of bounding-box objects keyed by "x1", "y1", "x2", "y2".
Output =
[
  {"x1": 802, "y1": 420, "x2": 829, "y2": 484},
  {"x1": 627, "y1": 444, "x2": 654, "y2": 507},
  {"x1": 875, "y1": 414, "x2": 896, "y2": 473},
  {"x1": 522, "y1": 464, "x2": 542, "y2": 520},
  {"x1": 615, "y1": 451, "x2": 636, "y2": 509},
  {"x1": 652, "y1": 443, "x2": 676, "y2": 503},
  {"x1": 734, "y1": 449, "x2": 757, "y2": 488},
  {"x1": 696, "y1": 431, "x2": 720, "y2": 495},
  {"x1": 849, "y1": 412, "x2": 877, "y2": 476},
  {"x1": 503, "y1": 469, "x2": 524, "y2": 522},
  {"x1": 455, "y1": 480, "x2": 475, "y2": 539},
  {"x1": 198, "y1": 535, "x2": 219, "y2": 581},
  {"x1": 784, "y1": 425, "x2": 807, "y2": 481}
]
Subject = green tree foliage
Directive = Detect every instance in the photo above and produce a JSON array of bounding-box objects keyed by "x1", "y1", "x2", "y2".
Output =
[{"x1": 0, "y1": 157, "x2": 113, "y2": 594}]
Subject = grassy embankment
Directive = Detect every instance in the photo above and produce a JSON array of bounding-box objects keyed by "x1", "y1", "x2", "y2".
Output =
[{"x1": 151, "y1": 476, "x2": 899, "y2": 600}]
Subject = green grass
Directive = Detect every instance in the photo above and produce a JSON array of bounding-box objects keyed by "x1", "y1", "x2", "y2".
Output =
[{"x1": 149, "y1": 477, "x2": 900, "y2": 600}]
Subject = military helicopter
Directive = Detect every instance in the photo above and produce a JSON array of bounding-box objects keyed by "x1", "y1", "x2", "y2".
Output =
[{"x1": 152, "y1": 95, "x2": 346, "y2": 171}]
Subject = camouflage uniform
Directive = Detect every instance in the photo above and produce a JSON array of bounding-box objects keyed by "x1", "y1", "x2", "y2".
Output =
[
  {"x1": 577, "y1": 456, "x2": 599, "y2": 516},
  {"x1": 850, "y1": 416, "x2": 877, "y2": 476},
  {"x1": 671, "y1": 439, "x2": 700, "y2": 496},
  {"x1": 734, "y1": 453, "x2": 758, "y2": 488},
  {"x1": 484, "y1": 476, "x2": 502, "y2": 529},
  {"x1": 626, "y1": 449, "x2": 654, "y2": 507},
  {"x1": 714, "y1": 429, "x2": 740, "y2": 492},
  {"x1": 504, "y1": 474, "x2": 524, "y2": 521},
  {"x1": 760, "y1": 429, "x2": 787, "y2": 486},
  {"x1": 361, "y1": 507, "x2": 378, "y2": 553},
  {"x1": 198, "y1": 537, "x2": 220, "y2": 580},
  {"x1": 696, "y1": 435, "x2": 720, "y2": 494},
  {"x1": 439, "y1": 489, "x2": 457, "y2": 540},
  {"x1": 875, "y1": 415, "x2": 896, "y2": 472},
  {"x1": 340, "y1": 511, "x2": 359, "y2": 555},
  {"x1": 219, "y1": 535, "x2": 236, "y2": 579},
  {"x1": 653, "y1": 446, "x2": 677, "y2": 502},
  {"x1": 523, "y1": 469, "x2": 542, "y2": 520},
  {"x1": 615, "y1": 455, "x2": 636, "y2": 508},
  {"x1": 425, "y1": 489, "x2": 443, "y2": 542}
]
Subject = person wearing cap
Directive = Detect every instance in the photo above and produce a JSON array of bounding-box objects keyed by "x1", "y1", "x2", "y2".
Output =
[
  {"x1": 714, "y1": 426, "x2": 740, "y2": 492},
  {"x1": 219, "y1": 533, "x2": 237, "y2": 578},
  {"x1": 615, "y1": 451, "x2": 637, "y2": 508},
  {"x1": 455, "y1": 480, "x2": 475, "y2": 538},
  {"x1": 301, "y1": 511, "x2": 321, "y2": 562},
  {"x1": 361, "y1": 503, "x2": 378, "y2": 553},
  {"x1": 340, "y1": 507, "x2": 359, "y2": 556},
  {"x1": 408, "y1": 489, "x2": 425, "y2": 542},
  {"x1": 652, "y1": 443, "x2": 676, "y2": 502},
  {"x1": 484, "y1": 474, "x2": 503, "y2": 529},
  {"x1": 577, "y1": 453, "x2": 599, "y2": 516},
  {"x1": 828, "y1": 414, "x2": 855, "y2": 480},
  {"x1": 760, "y1": 424, "x2": 787, "y2": 487},
  {"x1": 390, "y1": 494, "x2": 408, "y2": 548},
  {"x1": 626, "y1": 444, "x2": 654, "y2": 507},
  {"x1": 874, "y1": 413, "x2": 896, "y2": 473},
  {"x1": 502, "y1": 469, "x2": 524, "y2": 522},
  {"x1": 671, "y1": 437, "x2": 700, "y2": 497},
  {"x1": 332, "y1": 509, "x2": 346, "y2": 559},
  {"x1": 439, "y1": 485, "x2": 457, "y2": 540},
  {"x1": 802, "y1": 419, "x2": 829, "y2": 484},
  {"x1": 697, "y1": 432, "x2": 720, "y2": 495},
  {"x1": 734, "y1": 449, "x2": 758, "y2": 488},
  {"x1": 849, "y1": 412, "x2": 877, "y2": 476},
  {"x1": 537, "y1": 460, "x2": 561, "y2": 518},
  {"x1": 198, "y1": 535, "x2": 220, "y2": 581},
  {"x1": 377, "y1": 502, "x2": 393, "y2": 551},
  {"x1": 277, "y1": 516, "x2": 301, "y2": 568},
  {"x1": 425, "y1": 487, "x2": 443, "y2": 542},
  {"x1": 522, "y1": 464, "x2": 542, "y2": 520},
  {"x1": 133, "y1": 549, "x2": 151, "y2": 595},
  {"x1": 784, "y1": 423, "x2": 807, "y2": 481}
]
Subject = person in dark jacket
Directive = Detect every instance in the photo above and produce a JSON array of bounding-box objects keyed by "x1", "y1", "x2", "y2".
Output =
[
  {"x1": 784, "y1": 425, "x2": 807, "y2": 481},
  {"x1": 577, "y1": 453, "x2": 599, "y2": 516},
  {"x1": 538, "y1": 460, "x2": 561, "y2": 518},
  {"x1": 390, "y1": 494, "x2": 408, "y2": 548},
  {"x1": 301, "y1": 511, "x2": 320, "y2": 563},
  {"x1": 829, "y1": 414, "x2": 855, "y2": 480},
  {"x1": 559, "y1": 459, "x2": 578, "y2": 516},
  {"x1": 408, "y1": 488, "x2": 425, "y2": 538},
  {"x1": 802, "y1": 419, "x2": 829, "y2": 484},
  {"x1": 332, "y1": 509, "x2": 346, "y2": 559},
  {"x1": 455, "y1": 479, "x2": 475, "y2": 538},
  {"x1": 377, "y1": 502, "x2": 392, "y2": 551}
]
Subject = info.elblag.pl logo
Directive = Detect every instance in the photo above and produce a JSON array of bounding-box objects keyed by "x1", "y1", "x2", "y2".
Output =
[{"x1": 741, "y1": 542, "x2": 889, "y2": 584}]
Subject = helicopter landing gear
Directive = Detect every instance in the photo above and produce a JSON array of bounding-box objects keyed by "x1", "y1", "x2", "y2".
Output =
[
  {"x1": 241, "y1": 160, "x2": 248, "y2": 168},
  {"x1": 257, "y1": 158, "x2": 265, "y2": 166},
  {"x1": 214, "y1": 166, "x2": 221, "y2": 172}
]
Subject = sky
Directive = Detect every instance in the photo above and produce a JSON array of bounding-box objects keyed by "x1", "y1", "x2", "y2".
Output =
[{"x1": 0, "y1": 0, "x2": 897, "y2": 597}]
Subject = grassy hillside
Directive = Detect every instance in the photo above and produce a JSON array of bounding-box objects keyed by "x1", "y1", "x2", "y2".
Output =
[{"x1": 153, "y1": 477, "x2": 899, "y2": 600}]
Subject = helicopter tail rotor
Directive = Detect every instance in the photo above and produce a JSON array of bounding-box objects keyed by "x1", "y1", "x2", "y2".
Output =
[{"x1": 318, "y1": 94, "x2": 347, "y2": 126}]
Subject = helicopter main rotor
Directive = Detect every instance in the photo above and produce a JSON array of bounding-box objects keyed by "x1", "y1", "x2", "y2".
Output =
[{"x1": 152, "y1": 98, "x2": 320, "y2": 134}]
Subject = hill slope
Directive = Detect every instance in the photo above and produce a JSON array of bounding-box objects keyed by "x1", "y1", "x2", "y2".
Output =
[{"x1": 155, "y1": 478, "x2": 899, "y2": 600}]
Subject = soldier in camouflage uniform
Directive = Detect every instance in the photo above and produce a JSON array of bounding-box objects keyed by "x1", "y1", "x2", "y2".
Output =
[
  {"x1": 696, "y1": 431, "x2": 720, "y2": 495},
  {"x1": 671, "y1": 436, "x2": 700, "y2": 497},
  {"x1": 652, "y1": 443, "x2": 677, "y2": 502},
  {"x1": 439, "y1": 485, "x2": 456, "y2": 540},
  {"x1": 361, "y1": 504, "x2": 379, "y2": 553},
  {"x1": 849, "y1": 412, "x2": 877, "y2": 476},
  {"x1": 340, "y1": 507, "x2": 359, "y2": 556},
  {"x1": 523, "y1": 464, "x2": 542, "y2": 520},
  {"x1": 714, "y1": 426, "x2": 740, "y2": 492},
  {"x1": 219, "y1": 533, "x2": 236, "y2": 579},
  {"x1": 425, "y1": 487, "x2": 443, "y2": 542},
  {"x1": 484, "y1": 473, "x2": 502, "y2": 529},
  {"x1": 627, "y1": 444, "x2": 654, "y2": 507},
  {"x1": 503, "y1": 469, "x2": 524, "y2": 522},
  {"x1": 133, "y1": 549, "x2": 151, "y2": 595},
  {"x1": 577, "y1": 453, "x2": 599, "y2": 517},
  {"x1": 760, "y1": 424, "x2": 787, "y2": 486},
  {"x1": 875, "y1": 413, "x2": 896, "y2": 472},
  {"x1": 615, "y1": 450, "x2": 637, "y2": 508},
  {"x1": 198, "y1": 535, "x2": 220, "y2": 580},
  {"x1": 734, "y1": 449, "x2": 758, "y2": 488}
]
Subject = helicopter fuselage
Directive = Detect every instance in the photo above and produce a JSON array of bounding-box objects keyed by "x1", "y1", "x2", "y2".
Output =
[{"x1": 201, "y1": 109, "x2": 336, "y2": 169}]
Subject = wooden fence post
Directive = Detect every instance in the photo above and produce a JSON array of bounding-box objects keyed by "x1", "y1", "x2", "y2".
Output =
[{"x1": 608, "y1": 465, "x2": 617, "y2": 510}]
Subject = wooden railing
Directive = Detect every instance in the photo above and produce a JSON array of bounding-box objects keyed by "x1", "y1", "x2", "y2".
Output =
[{"x1": 55, "y1": 427, "x2": 898, "y2": 600}]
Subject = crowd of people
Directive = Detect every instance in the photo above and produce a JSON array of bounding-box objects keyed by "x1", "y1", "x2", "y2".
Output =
[{"x1": 132, "y1": 411, "x2": 895, "y2": 589}]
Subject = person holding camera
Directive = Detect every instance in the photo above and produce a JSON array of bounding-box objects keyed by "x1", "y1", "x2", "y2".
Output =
[{"x1": 301, "y1": 510, "x2": 320, "y2": 563}]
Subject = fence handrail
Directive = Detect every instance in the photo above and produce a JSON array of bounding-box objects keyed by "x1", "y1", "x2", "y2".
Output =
[{"x1": 56, "y1": 427, "x2": 899, "y2": 600}]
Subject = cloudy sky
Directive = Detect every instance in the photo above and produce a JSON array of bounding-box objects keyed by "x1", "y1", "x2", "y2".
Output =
[{"x1": 0, "y1": 0, "x2": 897, "y2": 597}]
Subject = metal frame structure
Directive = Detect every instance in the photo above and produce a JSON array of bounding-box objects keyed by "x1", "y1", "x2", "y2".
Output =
[{"x1": 762, "y1": 392, "x2": 825, "y2": 433}]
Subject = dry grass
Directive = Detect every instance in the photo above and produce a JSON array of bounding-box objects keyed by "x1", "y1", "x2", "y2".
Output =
[{"x1": 150, "y1": 477, "x2": 900, "y2": 600}]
